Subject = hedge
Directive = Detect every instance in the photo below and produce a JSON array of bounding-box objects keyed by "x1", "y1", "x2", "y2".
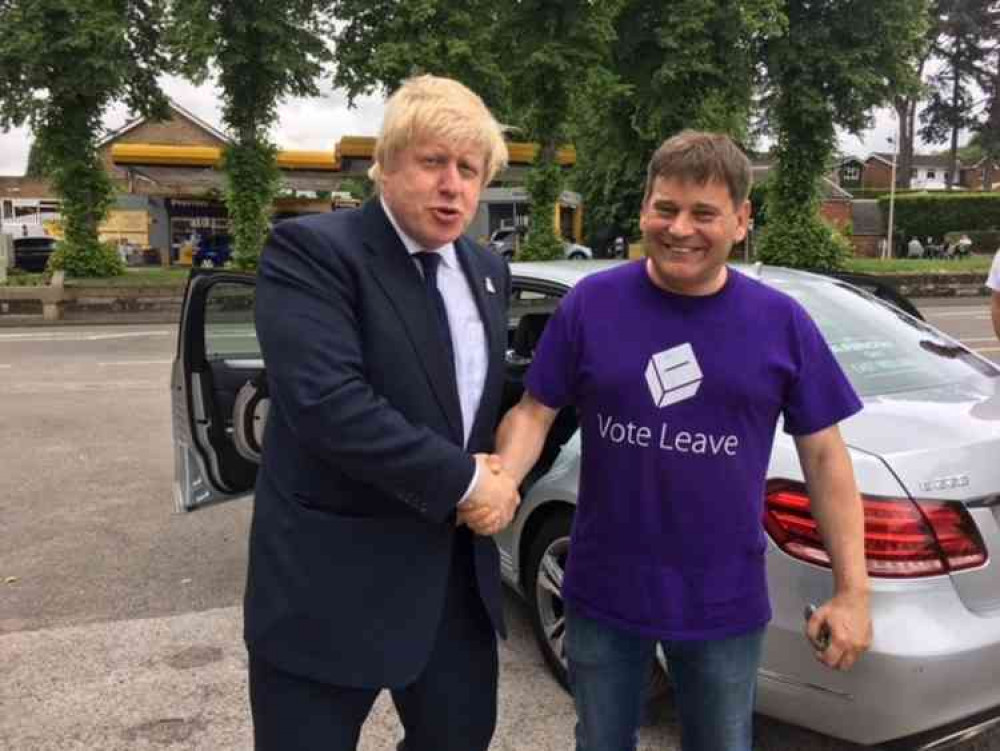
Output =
[{"x1": 876, "y1": 192, "x2": 1000, "y2": 251}]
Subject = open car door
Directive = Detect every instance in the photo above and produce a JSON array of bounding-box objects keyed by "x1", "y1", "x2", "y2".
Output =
[{"x1": 172, "y1": 269, "x2": 266, "y2": 512}]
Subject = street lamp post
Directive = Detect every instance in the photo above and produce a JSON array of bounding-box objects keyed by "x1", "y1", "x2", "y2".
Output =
[{"x1": 884, "y1": 126, "x2": 899, "y2": 261}]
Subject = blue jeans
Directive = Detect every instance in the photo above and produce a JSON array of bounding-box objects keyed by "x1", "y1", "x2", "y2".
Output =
[{"x1": 566, "y1": 606, "x2": 765, "y2": 751}]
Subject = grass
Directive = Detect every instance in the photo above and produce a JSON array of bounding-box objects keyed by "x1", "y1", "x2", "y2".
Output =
[
  {"x1": 0, "y1": 270, "x2": 47, "y2": 286},
  {"x1": 3, "y1": 256, "x2": 993, "y2": 288},
  {"x1": 2, "y1": 265, "x2": 192, "y2": 288},
  {"x1": 842, "y1": 255, "x2": 993, "y2": 274},
  {"x1": 65, "y1": 266, "x2": 192, "y2": 287}
]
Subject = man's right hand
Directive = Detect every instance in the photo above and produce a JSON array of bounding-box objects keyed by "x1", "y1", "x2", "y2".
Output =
[{"x1": 458, "y1": 454, "x2": 520, "y2": 536}]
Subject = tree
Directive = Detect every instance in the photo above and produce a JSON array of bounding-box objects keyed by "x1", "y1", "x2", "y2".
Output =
[
  {"x1": 0, "y1": 0, "x2": 169, "y2": 277},
  {"x1": 168, "y1": 0, "x2": 335, "y2": 270},
  {"x1": 757, "y1": 0, "x2": 929, "y2": 269},
  {"x1": 24, "y1": 140, "x2": 49, "y2": 179},
  {"x1": 570, "y1": 0, "x2": 783, "y2": 244},
  {"x1": 331, "y1": 0, "x2": 512, "y2": 119},
  {"x1": 328, "y1": 0, "x2": 619, "y2": 261},
  {"x1": 920, "y1": 0, "x2": 999, "y2": 190},
  {"x1": 501, "y1": 1, "x2": 620, "y2": 260},
  {"x1": 891, "y1": 38, "x2": 935, "y2": 190}
]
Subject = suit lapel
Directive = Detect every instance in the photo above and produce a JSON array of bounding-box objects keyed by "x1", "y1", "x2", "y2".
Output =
[
  {"x1": 455, "y1": 239, "x2": 506, "y2": 447},
  {"x1": 362, "y1": 201, "x2": 464, "y2": 444}
]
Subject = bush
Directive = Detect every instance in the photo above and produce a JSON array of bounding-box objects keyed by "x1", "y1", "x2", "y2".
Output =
[
  {"x1": 878, "y1": 192, "x2": 1000, "y2": 243},
  {"x1": 756, "y1": 209, "x2": 850, "y2": 271},
  {"x1": 47, "y1": 240, "x2": 126, "y2": 278}
]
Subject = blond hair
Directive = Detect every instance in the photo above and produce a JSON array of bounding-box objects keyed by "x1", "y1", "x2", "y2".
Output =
[
  {"x1": 369, "y1": 75, "x2": 508, "y2": 188},
  {"x1": 643, "y1": 130, "x2": 752, "y2": 208}
]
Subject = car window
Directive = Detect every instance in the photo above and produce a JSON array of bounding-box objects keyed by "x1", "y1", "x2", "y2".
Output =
[
  {"x1": 772, "y1": 276, "x2": 998, "y2": 397},
  {"x1": 510, "y1": 286, "x2": 561, "y2": 324},
  {"x1": 204, "y1": 282, "x2": 260, "y2": 360}
]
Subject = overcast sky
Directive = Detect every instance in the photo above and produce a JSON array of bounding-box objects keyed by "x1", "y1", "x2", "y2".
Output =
[
  {"x1": 0, "y1": 74, "x2": 385, "y2": 176},
  {"x1": 0, "y1": 74, "x2": 924, "y2": 177}
]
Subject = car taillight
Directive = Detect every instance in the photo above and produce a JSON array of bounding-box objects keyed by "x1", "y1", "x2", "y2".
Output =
[{"x1": 763, "y1": 480, "x2": 988, "y2": 578}]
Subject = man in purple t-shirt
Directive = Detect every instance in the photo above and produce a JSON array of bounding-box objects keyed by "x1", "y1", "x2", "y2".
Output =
[{"x1": 491, "y1": 131, "x2": 872, "y2": 751}]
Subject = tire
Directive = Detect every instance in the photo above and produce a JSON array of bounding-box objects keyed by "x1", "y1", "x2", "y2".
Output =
[
  {"x1": 524, "y1": 509, "x2": 671, "y2": 706},
  {"x1": 568, "y1": 251, "x2": 586, "y2": 260},
  {"x1": 502, "y1": 251, "x2": 514, "y2": 262},
  {"x1": 525, "y1": 511, "x2": 574, "y2": 689}
]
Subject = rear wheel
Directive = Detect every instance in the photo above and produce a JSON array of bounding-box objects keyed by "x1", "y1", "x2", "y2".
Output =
[
  {"x1": 524, "y1": 510, "x2": 670, "y2": 705},
  {"x1": 568, "y1": 251, "x2": 586, "y2": 260},
  {"x1": 525, "y1": 511, "x2": 573, "y2": 688}
]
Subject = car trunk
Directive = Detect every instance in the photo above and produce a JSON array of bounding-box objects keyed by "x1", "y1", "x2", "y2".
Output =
[{"x1": 841, "y1": 378, "x2": 1000, "y2": 616}]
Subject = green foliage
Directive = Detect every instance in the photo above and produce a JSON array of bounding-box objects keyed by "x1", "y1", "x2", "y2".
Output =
[
  {"x1": 572, "y1": 0, "x2": 784, "y2": 239},
  {"x1": 757, "y1": 0, "x2": 929, "y2": 267},
  {"x1": 329, "y1": 0, "x2": 620, "y2": 256},
  {"x1": 0, "y1": 0, "x2": 169, "y2": 277},
  {"x1": 47, "y1": 240, "x2": 126, "y2": 279},
  {"x1": 878, "y1": 192, "x2": 1000, "y2": 241},
  {"x1": 756, "y1": 208, "x2": 851, "y2": 271},
  {"x1": 520, "y1": 160, "x2": 564, "y2": 261},
  {"x1": 168, "y1": 0, "x2": 335, "y2": 269},
  {"x1": 330, "y1": 0, "x2": 512, "y2": 117},
  {"x1": 24, "y1": 141, "x2": 49, "y2": 178},
  {"x1": 920, "y1": 1, "x2": 997, "y2": 145},
  {"x1": 338, "y1": 176, "x2": 375, "y2": 202},
  {"x1": 223, "y1": 143, "x2": 281, "y2": 271}
]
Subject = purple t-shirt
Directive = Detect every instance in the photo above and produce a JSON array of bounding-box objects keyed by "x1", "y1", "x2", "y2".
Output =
[{"x1": 525, "y1": 261, "x2": 862, "y2": 640}]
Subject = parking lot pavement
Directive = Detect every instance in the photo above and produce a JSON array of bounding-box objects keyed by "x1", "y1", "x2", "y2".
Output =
[
  {"x1": 2, "y1": 321, "x2": 999, "y2": 750},
  {"x1": 2, "y1": 596, "x2": 879, "y2": 751}
]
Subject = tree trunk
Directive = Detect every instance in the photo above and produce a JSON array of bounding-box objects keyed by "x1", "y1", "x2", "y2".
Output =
[
  {"x1": 894, "y1": 96, "x2": 914, "y2": 189},
  {"x1": 947, "y1": 61, "x2": 960, "y2": 191}
]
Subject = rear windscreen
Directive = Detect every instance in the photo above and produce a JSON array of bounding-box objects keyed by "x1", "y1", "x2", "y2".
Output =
[{"x1": 768, "y1": 276, "x2": 997, "y2": 397}]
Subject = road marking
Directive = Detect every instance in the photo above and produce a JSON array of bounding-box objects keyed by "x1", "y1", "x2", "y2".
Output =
[
  {"x1": 961, "y1": 337, "x2": 999, "y2": 343},
  {"x1": 973, "y1": 346, "x2": 1000, "y2": 354},
  {"x1": 0, "y1": 330, "x2": 171, "y2": 342},
  {"x1": 0, "y1": 364, "x2": 10, "y2": 369},
  {"x1": 923, "y1": 308, "x2": 989, "y2": 319},
  {"x1": 3, "y1": 379, "x2": 162, "y2": 395},
  {"x1": 97, "y1": 359, "x2": 172, "y2": 367}
]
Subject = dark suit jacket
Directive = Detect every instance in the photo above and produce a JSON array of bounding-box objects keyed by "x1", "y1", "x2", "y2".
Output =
[{"x1": 245, "y1": 200, "x2": 511, "y2": 689}]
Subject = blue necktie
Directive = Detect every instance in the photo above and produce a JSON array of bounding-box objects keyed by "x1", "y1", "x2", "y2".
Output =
[{"x1": 415, "y1": 252, "x2": 455, "y2": 367}]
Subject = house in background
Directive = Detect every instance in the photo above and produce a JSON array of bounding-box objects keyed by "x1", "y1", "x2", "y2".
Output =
[
  {"x1": 864, "y1": 153, "x2": 958, "y2": 191},
  {"x1": 750, "y1": 161, "x2": 854, "y2": 229},
  {"x1": 836, "y1": 156, "x2": 865, "y2": 193},
  {"x1": 959, "y1": 157, "x2": 1000, "y2": 190}
]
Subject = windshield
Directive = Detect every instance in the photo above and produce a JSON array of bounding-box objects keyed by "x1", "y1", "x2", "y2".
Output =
[{"x1": 769, "y1": 276, "x2": 998, "y2": 397}]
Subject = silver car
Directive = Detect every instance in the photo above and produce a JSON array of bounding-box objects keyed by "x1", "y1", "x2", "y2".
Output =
[
  {"x1": 487, "y1": 226, "x2": 593, "y2": 261},
  {"x1": 172, "y1": 261, "x2": 1000, "y2": 749}
]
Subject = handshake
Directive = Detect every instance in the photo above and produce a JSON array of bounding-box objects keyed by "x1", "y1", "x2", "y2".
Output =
[{"x1": 457, "y1": 453, "x2": 521, "y2": 537}]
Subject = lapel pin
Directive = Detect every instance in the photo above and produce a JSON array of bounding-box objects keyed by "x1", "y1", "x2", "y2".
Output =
[{"x1": 485, "y1": 277, "x2": 496, "y2": 294}]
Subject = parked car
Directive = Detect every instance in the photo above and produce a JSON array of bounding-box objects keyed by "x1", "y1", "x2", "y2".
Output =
[
  {"x1": 487, "y1": 226, "x2": 592, "y2": 261},
  {"x1": 171, "y1": 261, "x2": 1000, "y2": 749},
  {"x1": 192, "y1": 233, "x2": 232, "y2": 268},
  {"x1": 12, "y1": 235, "x2": 57, "y2": 272}
]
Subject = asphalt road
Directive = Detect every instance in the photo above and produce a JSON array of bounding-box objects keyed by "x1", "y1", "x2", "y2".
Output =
[
  {"x1": 1, "y1": 299, "x2": 999, "y2": 750},
  {"x1": 919, "y1": 297, "x2": 1000, "y2": 363}
]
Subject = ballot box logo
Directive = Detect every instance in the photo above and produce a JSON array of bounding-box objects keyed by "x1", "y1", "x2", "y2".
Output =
[{"x1": 645, "y1": 343, "x2": 702, "y2": 408}]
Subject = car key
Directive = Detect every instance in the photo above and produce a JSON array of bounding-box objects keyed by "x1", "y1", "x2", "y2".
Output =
[{"x1": 804, "y1": 603, "x2": 831, "y2": 651}]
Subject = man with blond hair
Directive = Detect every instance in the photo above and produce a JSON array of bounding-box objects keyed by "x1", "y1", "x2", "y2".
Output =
[
  {"x1": 247, "y1": 74, "x2": 519, "y2": 751},
  {"x1": 494, "y1": 130, "x2": 871, "y2": 751}
]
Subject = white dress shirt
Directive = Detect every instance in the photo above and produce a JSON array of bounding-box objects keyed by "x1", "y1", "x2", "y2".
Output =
[{"x1": 381, "y1": 198, "x2": 488, "y2": 499}]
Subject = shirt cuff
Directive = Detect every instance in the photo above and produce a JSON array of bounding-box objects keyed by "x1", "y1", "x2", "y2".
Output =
[{"x1": 457, "y1": 459, "x2": 480, "y2": 506}]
